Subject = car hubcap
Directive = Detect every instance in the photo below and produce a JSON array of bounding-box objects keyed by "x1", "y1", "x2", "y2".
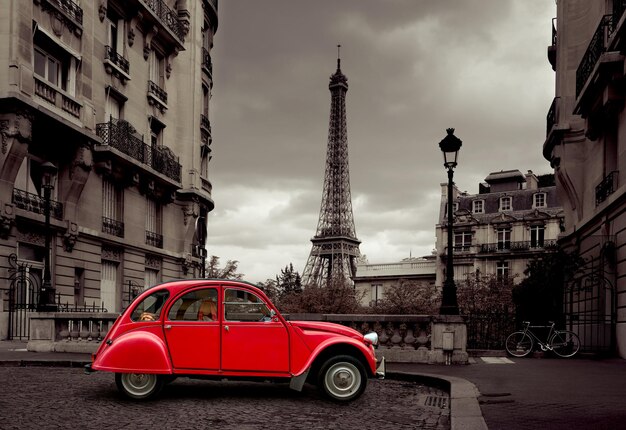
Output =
[
  {"x1": 325, "y1": 362, "x2": 361, "y2": 398},
  {"x1": 122, "y1": 373, "x2": 157, "y2": 397}
]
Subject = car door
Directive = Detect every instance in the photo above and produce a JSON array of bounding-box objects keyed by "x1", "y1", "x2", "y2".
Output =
[
  {"x1": 221, "y1": 287, "x2": 289, "y2": 373},
  {"x1": 164, "y1": 287, "x2": 220, "y2": 370}
]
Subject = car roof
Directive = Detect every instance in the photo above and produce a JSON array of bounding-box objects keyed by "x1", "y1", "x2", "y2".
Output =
[{"x1": 144, "y1": 279, "x2": 263, "y2": 296}]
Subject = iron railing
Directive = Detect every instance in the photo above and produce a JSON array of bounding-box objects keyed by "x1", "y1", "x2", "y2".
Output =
[
  {"x1": 104, "y1": 46, "x2": 130, "y2": 74},
  {"x1": 596, "y1": 170, "x2": 619, "y2": 205},
  {"x1": 479, "y1": 240, "x2": 559, "y2": 253},
  {"x1": 96, "y1": 118, "x2": 182, "y2": 182},
  {"x1": 144, "y1": 0, "x2": 184, "y2": 40},
  {"x1": 613, "y1": 0, "x2": 626, "y2": 26},
  {"x1": 547, "y1": 97, "x2": 558, "y2": 135},
  {"x1": 146, "y1": 231, "x2": 163, "y2": 248},
  {"x1": 148, "y1": 80, "x2": 168, "y2": 105},
  {"x1": 465, "y1": 310, "x2": 516, "y2": 350},
  {"x1": 202, "y1": 47, "x2": 213, "y2": 75},
  {"x1": 47, "y1": 0, "x2": 83, "y2": 24},
  {"x1": 201, "y1": 114, "x2": 211, "y2": 132},
  {"x1": 102, "y1": 216, "x2": 124, "y2": 237},
  {"x1": 576, "y1": 15, "x2": 614, "y2": 96},
  {"x1": 12, "y1": 188, "x2": 63, "y2": 220}
]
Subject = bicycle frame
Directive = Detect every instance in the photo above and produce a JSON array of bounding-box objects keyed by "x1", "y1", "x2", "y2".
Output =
[{"x1": 520, "y1": 321, "x2": 558, "y2": 351}]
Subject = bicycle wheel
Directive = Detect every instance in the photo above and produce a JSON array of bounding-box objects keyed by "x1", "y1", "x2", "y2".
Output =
[
  {"x1": 505, "y1": 331, "x2": 534, "y2": 357},
  {"x1": 550, "y1": 331, "x2": 580, "y2": 358}
]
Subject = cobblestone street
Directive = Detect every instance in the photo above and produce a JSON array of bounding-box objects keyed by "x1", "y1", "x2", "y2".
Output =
[{"x1": 0, "y1": 367, "x2": 449, "y2": 430}]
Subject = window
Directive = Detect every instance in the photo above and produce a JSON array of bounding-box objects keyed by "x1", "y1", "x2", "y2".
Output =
[
  {"x1": 101, "y1": 261, "x2": 118, "y2": 312},
  {"x1": 453, "y1": 202, "x2": 459, "y2": 212},
  {"x1": 149, "y1": 49, "x2": 165, "y2": 87},
  {"x1": 201, "y1": 153, "x2": 210, "y2": 177},
  {"x1": 454, "y1": 231, "x2": 472, "y2": 251},
  {"x1": 168, "y1": 288, "x2": 218, "y2": 321},
  {"x1": 146, "y1": 197, "x2": 163, "y2": 247},
  {"x1": 105, "y1": 95, "x2": 122, "y2": 121},
  {"x1": 472, "y1": 200, "x2": 484, "y2": 214},
  {"x1": 370, "y1": 284, "x2": 383, "y2": 306},
  {"x1": 102, "y1": 179, "x2": 124, "y2": 237},
  {"x1": 533, "y1": 193, "x2": 546, "y2": 208},
  {"x1": 224, "y1": 289, "x2": 271, "y2": 322},
  {"x1": 34, "y1": 48, "x2": 61, "y2": 87},
  {"x1": 106, "y1": 8, "x2": 124, "y2": 54},
  {"x1": 530, "y1": 225, "x2": 545, "y2": 248},
  {"x1": 130, "y1": 290, "x2": 169, "y2": 322},
  {"x1": 149, "y1": 118, "x2": 165, "y2": 148},
  {"x1": 496, "y1": 227, "x2": 511, "y2": 250},
  {"x1": 33, "y1": 31, "x2": 77, "y2": 95},
  {"x1": 496, "y1": 261, "x2": 509, "y2": 281},
  {"x1": 499, "y1": 197, "x2": 512, "y2": 212},
  {"x1": 144, "y1": 268, "x2": 159, "y2": 289}
]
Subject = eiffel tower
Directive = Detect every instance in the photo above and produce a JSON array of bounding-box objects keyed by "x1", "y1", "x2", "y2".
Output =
[{"x1": 302, "y1": 48, "x2": 361, "y2": 287}]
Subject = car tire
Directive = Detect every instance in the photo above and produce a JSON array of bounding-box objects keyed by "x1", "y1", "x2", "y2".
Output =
[
  {"x1": 115, "y1": 373, "x2": 164, "y2": 400},
  {"x1": 317, "y1": 355, "x2": 367, "y2": 402}
]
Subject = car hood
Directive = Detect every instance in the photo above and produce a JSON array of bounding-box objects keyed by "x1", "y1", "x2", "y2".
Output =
[{"x1": 289, "y1": 321, "x2": 363, "y2": 340}]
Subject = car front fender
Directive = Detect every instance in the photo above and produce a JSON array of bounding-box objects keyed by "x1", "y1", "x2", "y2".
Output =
[
  {"x1": 292, "y1": 337, "x2": 376, "y2": 377},
  {"x1": 92, "y1": 330, "x2": 172, "y2": 374}
]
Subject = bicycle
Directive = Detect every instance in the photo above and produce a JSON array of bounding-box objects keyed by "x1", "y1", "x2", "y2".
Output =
[{"x1": 505, "y1": 321, "x2": 580, "y2": 358}]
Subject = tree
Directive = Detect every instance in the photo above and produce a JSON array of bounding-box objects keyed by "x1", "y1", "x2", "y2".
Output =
[
  {"x1": 372, "y1": 279, "x2": 438, "y2": 314},
  {"x1": 279, "y1": 277, "x2": 365, "y2": 314},
  {"x1": 456, "y1": 273, "x2": 515, "y2": 314},
  {"x1": 257, "y1": 278, "x2": 279, "y2": 302},
  {"x1": 205, "y1": 255, "x2": 244, "y2": 280},
  {"x1": 513, "y1": 250, "x2": 581, "y2": 324},
  {"x1": 276, "y1": 263, "x2": 302, "y2": 299}
]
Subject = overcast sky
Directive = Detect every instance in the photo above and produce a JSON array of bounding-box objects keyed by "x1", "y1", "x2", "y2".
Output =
[{"x1": 207, "y1": 0, "x2": 557, "y2": 283}]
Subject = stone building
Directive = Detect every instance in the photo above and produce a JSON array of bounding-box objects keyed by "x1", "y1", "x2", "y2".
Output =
[
  {"x1": 0, "y1": 0, "x2": 218, "y2": 339},
  {"x1": 353, "y1": 257, "x2": 436, "y2": 307},
  {"x1": 543, "y1": 0, "x2": 626, "y2": 357},
  {"x1": 435, "y1": 170, "x2": 563, "y2": 288}
]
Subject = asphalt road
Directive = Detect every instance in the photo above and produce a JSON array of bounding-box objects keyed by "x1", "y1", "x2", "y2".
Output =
[{"x1": 0, "y1": 367, "x2": 449, "y2": 430}]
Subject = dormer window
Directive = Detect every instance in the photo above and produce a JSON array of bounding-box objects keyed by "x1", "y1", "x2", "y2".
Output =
[
  {"x1": 533, "y1": 193, "x2": 546, "y2": 208},
  {"x1": 472, "y1": 200, "x2": 484, "y2": 214},
  {"x1": 499, "y1": 196, "x2": 512, "y2": 212}
]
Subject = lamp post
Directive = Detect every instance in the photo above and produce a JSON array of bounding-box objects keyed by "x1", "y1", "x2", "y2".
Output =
[
  {"x1": 38, "y1": 162, "x2": 58, "y2": 312},
  {"x1": 439, "y1": 128, "x2": 462, "y2": 315}
]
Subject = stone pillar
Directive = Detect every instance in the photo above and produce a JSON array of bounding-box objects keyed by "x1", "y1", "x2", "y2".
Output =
[{"x1": 429, "y1": 315, "x2": 468, "y2": 364}]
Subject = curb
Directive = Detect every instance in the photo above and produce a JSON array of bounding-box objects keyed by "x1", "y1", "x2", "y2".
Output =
[
  {"x1": 0, "y1": 359, "x2": 89, "y2": 368},
  {"x1": 388, "y1": 371, "x2": 488, "y2": 430}
]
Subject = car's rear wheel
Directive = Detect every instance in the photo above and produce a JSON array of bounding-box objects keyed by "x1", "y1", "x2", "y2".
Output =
[
  {"x1": 317, "y1": 355, "x2": 367, "y2": 402},
  {"x1": 115, "y1": 373, "x2": 164, "y2": 400}
]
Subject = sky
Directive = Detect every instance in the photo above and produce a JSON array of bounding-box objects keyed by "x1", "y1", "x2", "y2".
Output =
[{"x1": 207, "y1": 0, "x2": 557, "y2": 284}]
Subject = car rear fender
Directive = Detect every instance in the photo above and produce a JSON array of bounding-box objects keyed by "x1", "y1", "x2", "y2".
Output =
[
  {"x1": 92, "y1": 330, "x2": 172, "y2": 374},
  {"x1": 292, "y1": 337, "x2": 375, "y2": 378}
]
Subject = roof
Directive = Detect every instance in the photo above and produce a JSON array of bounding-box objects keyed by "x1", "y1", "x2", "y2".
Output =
[{"x1": 484, "y1": 170, "x2": 525, "y2": 184}]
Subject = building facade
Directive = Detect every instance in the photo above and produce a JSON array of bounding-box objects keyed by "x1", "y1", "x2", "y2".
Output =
[
  {"x1": 435, "y1": 170, "x2": 563, "y2": 289},
  {"x1": 0, "y1": 0, "x2": 218, "y2": 339},
  {"x1": 353, "y1": 257, "x2": 436, "y2": 307},
  {"x1": 543, "y1": 0, "x2": 626, "y2": 357}
]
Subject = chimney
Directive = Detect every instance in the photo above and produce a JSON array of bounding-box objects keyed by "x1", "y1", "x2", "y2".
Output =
[{"x1": 525, "y1": 170, "x2": 539, "y2": 190}]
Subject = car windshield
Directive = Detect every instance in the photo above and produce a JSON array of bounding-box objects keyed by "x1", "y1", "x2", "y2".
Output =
[{"x1": 130, "y1": 290, "x2": 169, "y2": 322}]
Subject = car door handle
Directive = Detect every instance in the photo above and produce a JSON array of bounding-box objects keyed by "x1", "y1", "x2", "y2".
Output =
[
  {"x1": 164, "y1": 325, "x2": 172, "y2": 330},
  {"x1": 224, "y1": 325, "x2": 229, "y2": 332}
]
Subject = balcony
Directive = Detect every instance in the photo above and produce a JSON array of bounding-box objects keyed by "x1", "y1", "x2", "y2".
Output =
[
  {"x1": 146, "y1": 231, "x2": 163, "y2": 248},
  {"x1": 596, "y1": 170, "x2": 619, "y2": 206},
  {"x1": 37, "y1": 0, "x2": 83, "y2": 35},
  {"x1": 104, "y1": 46, "x2": 130, "y2": 82},
  {"x1": 479, "y1": 240, "x2": 558, "y2": 253},
  {"x1": 96, "y1": 118, "x2": 182, "y2": 183},
  {"x1": 201, "y1": 48, "x2": 213, "y2": 77},
  {"x1": 201, "y1": 114, "x2": 211, "y2": 134},
  {"x1": 102, "y1": 216, "x2": 124, "y2": 237},
  {"x1": 147, "y1": 80, "x2": 168, "y2": 111},
  {"x1": 548, "y1": 17, "x2": 557, "y2": 71},
  {"x1": 144, "y1": 0, "x2": 184, "y2": 40},
  {"x1": 12, "y1": 189, "x2": 63, "y2": 220},
  {"x1": 34, "y1": 76, "x2": 82, "y2": 119},
  {"x1": 576, "y1": 15, "x2": 615, "y2": 97}
]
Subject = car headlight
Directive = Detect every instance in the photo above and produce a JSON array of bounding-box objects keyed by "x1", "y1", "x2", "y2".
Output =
[{"x1": 364, "y1": 332, "x2": 378, "y2": 346}]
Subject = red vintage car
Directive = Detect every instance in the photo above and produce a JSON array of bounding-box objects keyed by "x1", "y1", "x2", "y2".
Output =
[{"x1": 86, "y1": 279, "x2": 385, "y2": 402}]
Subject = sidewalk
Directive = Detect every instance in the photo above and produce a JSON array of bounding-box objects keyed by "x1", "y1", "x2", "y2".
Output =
[{"x1": 2, "y1": 340, "x2": 625, "y2": 430}]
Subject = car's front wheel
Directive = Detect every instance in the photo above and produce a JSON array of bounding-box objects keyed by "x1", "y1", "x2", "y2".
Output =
[
  {"x1": 317, "y1": 355, "x2": 367, "y2": 402},
  {"x1": 115, "y1": 373, "x2": 164, "y2": 400}
]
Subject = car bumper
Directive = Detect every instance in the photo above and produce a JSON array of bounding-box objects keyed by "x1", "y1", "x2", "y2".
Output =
[
  {"x1": 375, "y1": 356, "x2": 385, "y2": 379},
  {"x1": 84, "y1": 363, "x2": 96, "y2": 374}
]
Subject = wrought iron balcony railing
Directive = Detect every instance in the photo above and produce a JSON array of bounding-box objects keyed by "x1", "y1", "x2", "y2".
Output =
[
  {"x1": 201, "y1": 114, "x2": 211, "y2": 132},
  {"x1": 576, "y1": 15, "x2": 614, "y2": 96},
  {"x1": 46, "y1": 0, "x2": 83, "y2": 25},
  {"x1": 146, "y1": 231, "x2": 163, "y2": 248},
  {"x1": 148, "y1": 80, "x2": 168, "y2": 105},
  {"x1": 102, "y1": 216, "x2": 124, "y2": 237},
  {"x1": 202, "y1": 48, "x2": 213, "y2": 76},
  {"x1": 144, "y1": 0, "x2": 184, "y2": 40},
  {"x1": 479, "y1": 240, "x2": 558, "y2": 253},
  {"x1": 104, "y1": 46, "x2": 130, "y2": 75},
  {"x1": 12, "y1": 189, "x2": 63, "y2": 220},
  {"x1": 596, "y1": 170, "x2": 619, "y2": 206},
  {"x1": 96, "y1": 118, "x2": 182, "y2": 183},
  {"x1": 546, "y1": 97, "x2": 557, "y2": 135}
]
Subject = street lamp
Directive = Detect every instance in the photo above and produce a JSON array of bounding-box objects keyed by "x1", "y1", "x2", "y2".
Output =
[
  {"x1": 439, "y1": 128, "x2": 462, "y2": 315},
  {"x1": 38, "y1": 161, "x2": 58, "y2": 312}
]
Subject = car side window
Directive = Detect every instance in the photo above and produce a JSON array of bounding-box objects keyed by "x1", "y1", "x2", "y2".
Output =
[
  {"x1": 168, "y1": 288, "x2": 218, "y2": 321},
  {"x1": 130, "y1": 290, "x2": 169, "y2": 322},
  {"x1": 224, "y1": 289, "x2": 271, "y2": 322}
]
